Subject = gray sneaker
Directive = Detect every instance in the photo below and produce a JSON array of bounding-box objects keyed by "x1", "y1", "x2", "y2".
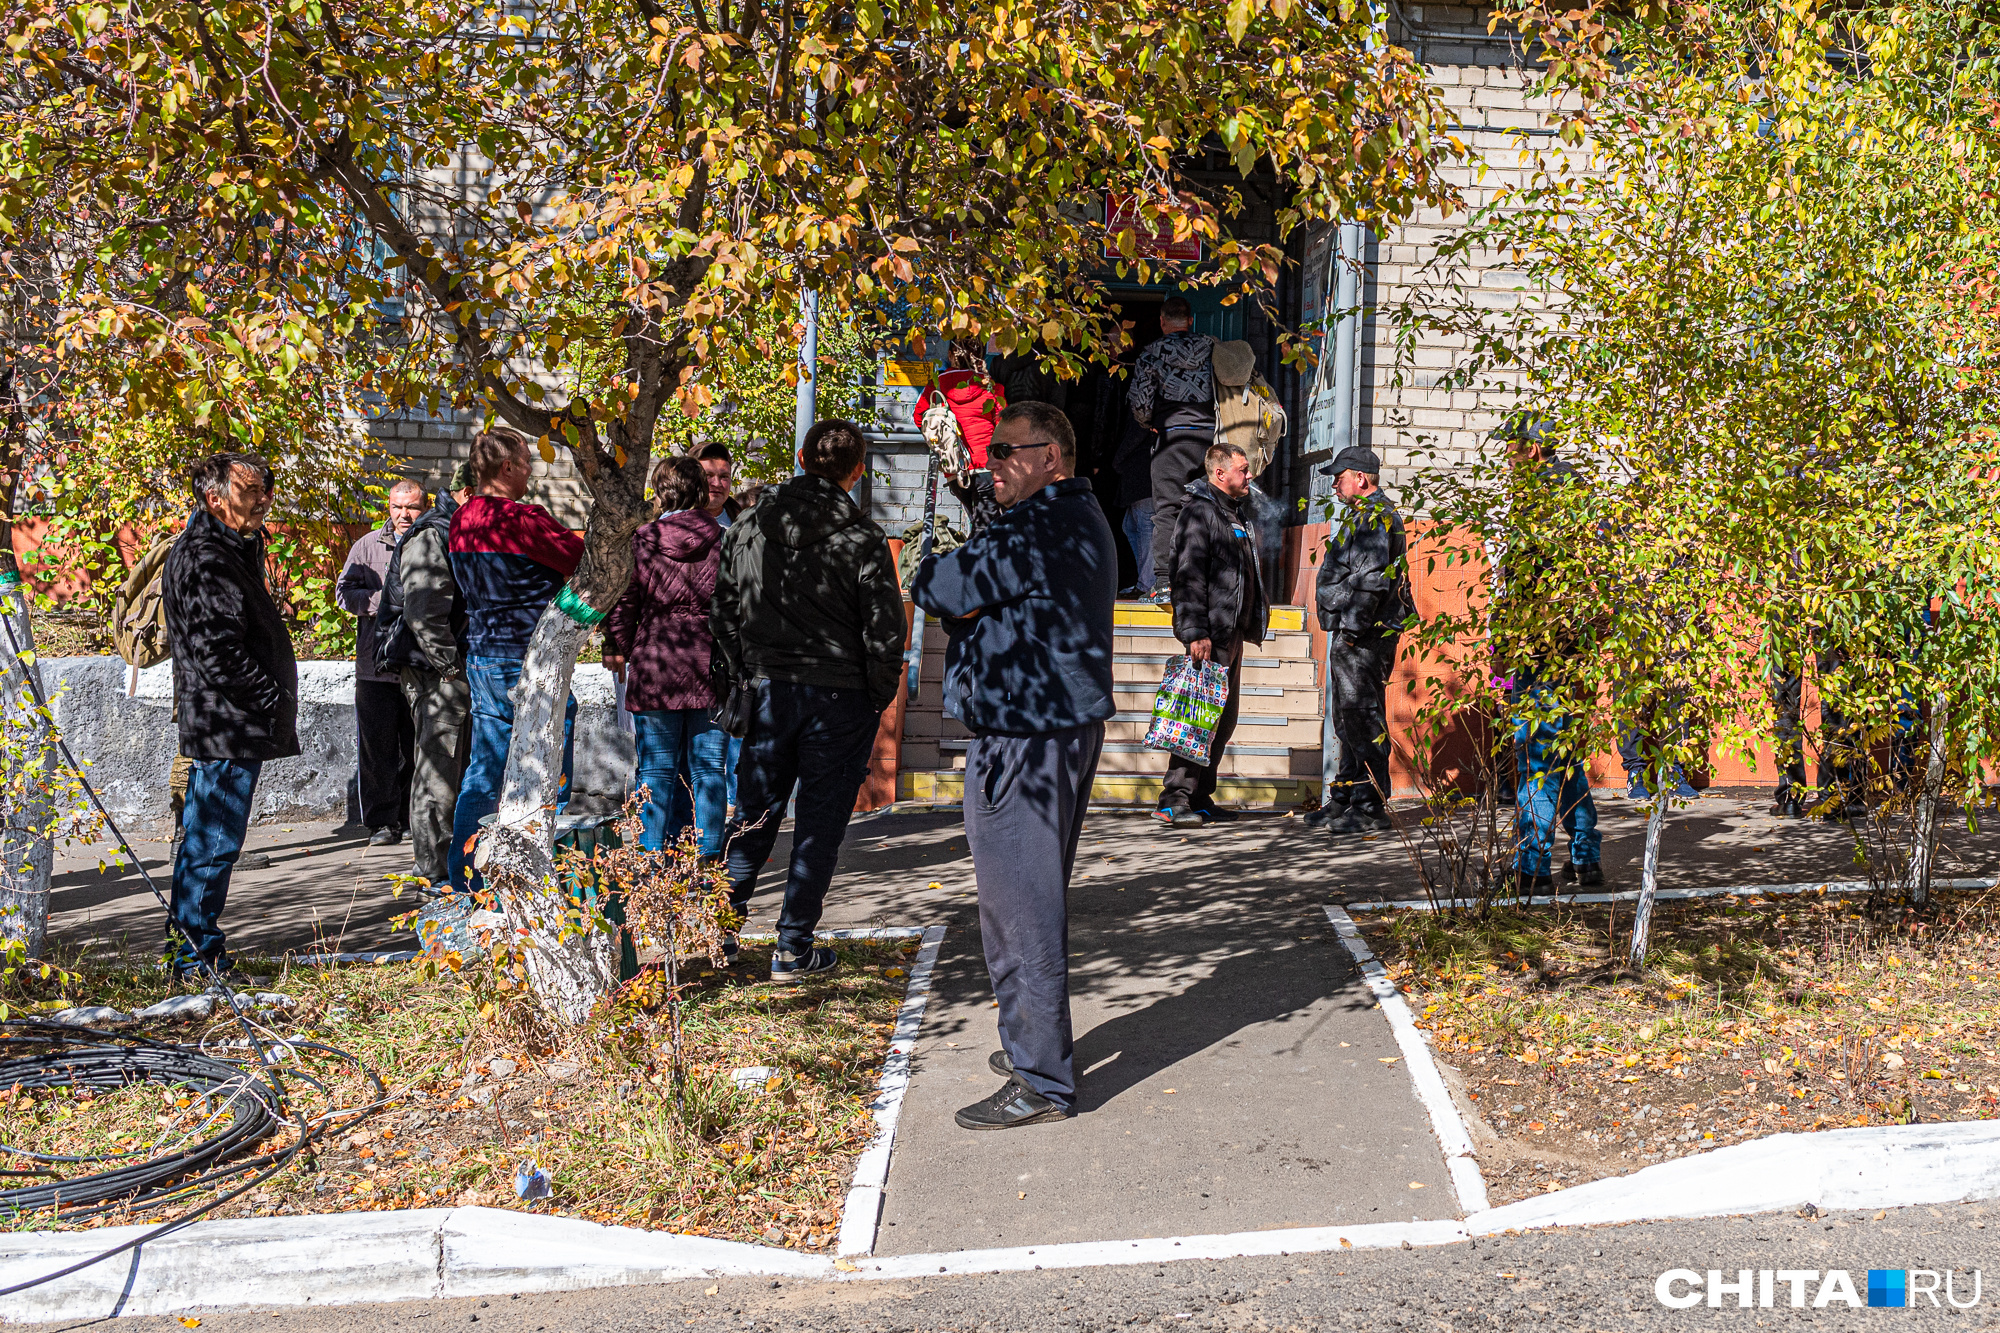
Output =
[{"x1": 769, "y1": 945, "x2": 837, "y2": 984}]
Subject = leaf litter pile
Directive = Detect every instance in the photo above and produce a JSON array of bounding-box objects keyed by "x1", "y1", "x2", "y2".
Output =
[
  {"x1": 1, "y1": 939, "x2": 911, "y2": 1249},
  {"x1": 1358, "y1": 888, "x2": 2000, "y2": 1206}
]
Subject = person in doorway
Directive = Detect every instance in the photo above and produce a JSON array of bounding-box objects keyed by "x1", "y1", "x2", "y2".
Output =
[
  {"x1": 337, "y1": 479, "x2": 425, "y2": 845},
  {"x1": 162, "y1": 453, "x2": 298, "y2": 979},
  {"x1": 710, "y1": 419, "x2": 905, "y2": 981},
  {"x1": 446, "y1": 429, "x2": 584, "y2": 892},
  {"x1": 1312, "y1": 446, "x2": 1414, "y2": 838},
  {"x1": 377, "y1": 462, "x2": 472, "y2": 891},
  {"x1": 1156, "y1": 442, "x2": 1267, "y2": 829},
  {"x1": 605, "y1": 456, "x2": 728, "y2": 857},
  {"x1": 1493, "y1": 420, "x2": 1602, "y2": 892},
  {"x1": 1112, "y1": 412, "x2": 1157, "y2": 599},
  {"x1": 1128, "y1": 295, "x2": 1215, "y2": 602},
  {"x1": 693, "y1": 441, "x2": 741, "y2": 527},
  {"x1": 910, "y1": 401, "x2": 1117, "y2": 1130}
]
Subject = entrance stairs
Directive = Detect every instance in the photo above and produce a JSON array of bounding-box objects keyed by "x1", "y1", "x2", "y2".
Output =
[{"x1": 895, "y1": 600, "x2": 1323, "y2": 808}]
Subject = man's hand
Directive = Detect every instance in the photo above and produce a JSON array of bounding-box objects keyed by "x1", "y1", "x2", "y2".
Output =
[
  {"x1": 1188, "y1": 638, "x2": 1212, "y2": 663},
  {"x1": 603, "y1": 654, "x2": 626, "y2": 681}
]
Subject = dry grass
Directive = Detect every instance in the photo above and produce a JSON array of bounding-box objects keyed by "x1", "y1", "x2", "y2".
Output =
[
  {"x1": 2, "y1": 938, "x2": 912, "y2": 1248},
  {"x1": 1358, "y1": 887, "x2": 2000, "y2": 1205}
]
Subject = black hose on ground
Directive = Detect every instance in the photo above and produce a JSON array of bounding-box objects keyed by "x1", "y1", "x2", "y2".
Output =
[{"x1": 0, "y1": 603, "x2": 387, "y2": 1297}]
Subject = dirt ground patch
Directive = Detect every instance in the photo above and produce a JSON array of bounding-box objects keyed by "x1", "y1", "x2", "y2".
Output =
[
  {"x1": 1357, "y1": 887, "x2": 2000, "y2": 1206},
  {"x1": 1, "y1": 938, "x2": 912, "y2": 1249}
]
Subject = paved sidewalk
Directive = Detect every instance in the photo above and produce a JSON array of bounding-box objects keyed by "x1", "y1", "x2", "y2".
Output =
[{"x1": 45, "y1": 790, "x2": 2000, "y2": 1259}]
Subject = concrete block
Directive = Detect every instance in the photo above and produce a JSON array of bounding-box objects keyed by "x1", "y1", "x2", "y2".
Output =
[{"x1": 44, "y1": 656, "x2": 637, "y2": 830}]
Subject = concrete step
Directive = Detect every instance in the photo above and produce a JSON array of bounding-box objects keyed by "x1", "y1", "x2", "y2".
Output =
[
  {"x1": 898, "y1": 769, "x2": 1316, "y2": 808},
  {"x1": 930, "y1": 738, "x2": 1309, "y2": 779},
  {"x1": 1114, "y1": 602, "x2": 1307, "y2": 633},
  {"x1": 1103, "y1": 713, "x2": 1323, "y2": 745},
  {"x1": 1111, "y1": 682, "x2": 1322, "y2": 717},
  {"x1": 1111, "y1": 626, "x2": 1312, "y2": 659}
]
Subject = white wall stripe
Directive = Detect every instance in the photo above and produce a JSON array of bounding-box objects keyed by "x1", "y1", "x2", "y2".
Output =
[{"x1": 1323, "y1": 904, "x2": 1489, "y2": 1214}]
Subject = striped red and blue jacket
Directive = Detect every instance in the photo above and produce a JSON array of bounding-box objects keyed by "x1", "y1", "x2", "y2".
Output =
[{"x1": 447, "y1": 495, "x2": 584, "y2": 660}]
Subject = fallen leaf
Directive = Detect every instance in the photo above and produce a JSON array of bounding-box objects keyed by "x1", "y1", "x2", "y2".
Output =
[
  {"x1": 832, "y1": 1259, "x2": 858, "y2": 1273},
  {"x1": 1339, "y1": 1238, "x2": 1353, "y2": 1249},
  {"x1": 704, "y1": 1285, "x2": 720, "y2": 1296},
  {"x1": 1018, "y1": 1191, "x2": 1027, "y2": 1199},
  {"x1": 179, "y1": 1321, "x2": 201, "y2": 1330},
  {"x1": 1164, "y1": 1088, "x2": 1176, "y2": 1094},
  {"x1": 1379, "y1": 1057, "x2": 1401, "y2": 1065},
  {"x1": 927, "y1": 882, "x2": 943, "y2": 890},
  {"x1": 1408, "y1": 1182, "x2": 1426, "y2": 1189}
]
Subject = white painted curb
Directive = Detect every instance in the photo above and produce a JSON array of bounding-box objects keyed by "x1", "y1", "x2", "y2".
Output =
[
  {"x1": 10, "y1": 1122, "x2": 2000, "y2": 1319},
  {"x1": 836, "y1": 924, "x2": 948, "y2": 1256},
  {"x1": 1346, "y1": 877, "x2": 1995, "y2": 914},
  {"x1": 1468, "y1": 1119, "x2": 2000, "y2": 1234},
  {"x1": 1323, "y1": 905, "x2": 1489, "y2": 1213}
]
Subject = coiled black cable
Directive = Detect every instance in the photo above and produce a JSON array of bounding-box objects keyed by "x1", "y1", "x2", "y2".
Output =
[
  {"x1": 0, "y1": 1024, "x2": 285, "y2": 1215},
  {"x1": 0, "y1": 596, "x2": 387, "y2": 1297}
]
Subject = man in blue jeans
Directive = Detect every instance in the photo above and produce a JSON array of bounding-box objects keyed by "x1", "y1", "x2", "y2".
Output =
[
  {"x1": 447, "y1": 428, "x2": 584, "y2": 892},
  {"x1": 161, "y1": 453, "x2": 298, "y2": 979},
  {"x1": 710, "y1": 419, "x2": 905, "y2": 983}
]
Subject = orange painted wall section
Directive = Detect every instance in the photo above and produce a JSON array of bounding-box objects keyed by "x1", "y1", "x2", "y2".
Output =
[{"x1": 1283, "y1": 519, "x2": 1782, "y2": 795}]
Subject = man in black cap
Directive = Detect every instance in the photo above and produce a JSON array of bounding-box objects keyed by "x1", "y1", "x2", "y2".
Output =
[{"x1": 1312, "y1": 446, "x2": 1413, "y2": 835}]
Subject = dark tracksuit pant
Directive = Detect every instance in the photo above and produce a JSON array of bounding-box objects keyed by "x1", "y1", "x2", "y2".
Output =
[
  {"x1": 1147, "y1": 430, "x2": 1210, "y2": 590},
  {"x1": 1326, "y1": 634, "x2": 1398, "y2": 816},
  {"x1": 964, "y1": 720, "x2": 1104, "y2": 1111},
  {"x1": 1159, "y1": 646, "x2": 1243, "y2": 812},
  {"x1": 725, "y1": 678, "x2": 880, "y2": 956},
  {"x1": 355, "y1": 676, "x2": 415, "y2": 830}
]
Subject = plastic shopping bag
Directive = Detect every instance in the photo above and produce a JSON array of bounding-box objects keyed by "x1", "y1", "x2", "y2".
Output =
[{"x1": 1143, "y1": 655, "x2": 1231, "y2": 767}]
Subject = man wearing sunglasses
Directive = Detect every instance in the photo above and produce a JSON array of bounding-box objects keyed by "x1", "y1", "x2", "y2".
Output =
[{"x1": 912, "y1": 401, "x2": 1118, "y2": 1131}]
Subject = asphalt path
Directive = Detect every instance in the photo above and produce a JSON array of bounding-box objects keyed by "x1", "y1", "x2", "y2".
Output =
[{"x1": 64, "y1": 1203, "x2": 2000, "y2": 1331}]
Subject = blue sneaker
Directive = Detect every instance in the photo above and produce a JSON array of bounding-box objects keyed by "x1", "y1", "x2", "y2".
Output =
[
  {"x1": 1625, "y1": 775, "x2": 1651, "y2": 802},
  {"x1": 1670, "y1": 778, "x2": 1701, "y2": 803}
]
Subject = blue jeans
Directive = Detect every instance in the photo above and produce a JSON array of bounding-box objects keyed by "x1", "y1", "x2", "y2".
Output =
[
  {"x1": 726, "y1": 735, "x2": 742, "y2": 813},
  {"x1": 169, "y1": 758, "x2": 262, "y2": 970},
  {"x1": 633, "y1": 707, "x2": 728, "y2": 856},
  {"x1": 450, "y1": 656, "x2": 576, "y2": 893},
  {"x1": 726, "y1": 679, "x2": 880, "y2": 954},
  {"x1": 1513, "y1": 690, "x2": 1599, "y2": 877},
  {"x1": 1121, "y1": 498, "x2": 1156, "y2": 592}
]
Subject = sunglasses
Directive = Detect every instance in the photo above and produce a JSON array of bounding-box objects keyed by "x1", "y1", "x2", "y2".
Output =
[{"x1": 988, "y1": 439, "x2": 1058, "y2": 462}]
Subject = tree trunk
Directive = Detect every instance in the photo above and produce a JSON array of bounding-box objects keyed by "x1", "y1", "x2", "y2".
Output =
[
  {"x1": 1909, "y1": 696, "x2": 1948, "y2": 907},
  {"x1": 1628, "y1": 777, "x2": 1668, "y2": 970},
  {"x1": 474, "y1": 481, "x2": 647, "y2": 1026},
  {"x1": 0, "y1": 361, "x2": 50, "y2": 962}
]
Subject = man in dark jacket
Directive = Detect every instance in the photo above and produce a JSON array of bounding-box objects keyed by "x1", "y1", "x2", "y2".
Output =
[
  {"x1": 911, "y1": 401, "x2": 1117, "y2": 1131},
  {"x1": 377, "y1": 463, "x2": 471, "y2": 891},
  {"x1": 711, "y1": 419, "x2": 904, "y2": 983},
  {"x1": 161, "y1": 453, "x2": 298, "y2": 978},
  {"x1": 337, "y1": 479, "x2": 424, "y2": 846},
  {"x1": 1313, "y1": 445, "x2": 1413, "y2": 837},
  {"x1": 1157, "y1": 442, "x2": 1268, "y2": 828},
  {"x1": 1129, "y1": 295, "x2": 1215, "y2": 601}
]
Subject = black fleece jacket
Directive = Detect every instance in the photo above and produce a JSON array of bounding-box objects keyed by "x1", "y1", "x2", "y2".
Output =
[
  {"x1": 710, "y1": 473, "x2": 906, "y2": 712},
  {"x1": 163, "y1": 507, "x2": 300, "y2": 762},
  {"x1": 1168, "y1": 480, "x2": 1269, "y2": 649},
  {"x1": 1316, "y1": 490, "x2": 1415, "y2": 640}
]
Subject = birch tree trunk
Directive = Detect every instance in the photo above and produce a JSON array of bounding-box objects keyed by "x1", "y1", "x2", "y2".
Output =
[
  {"x1": 0, "y1": 568, "x2": 54, "y2": 960},
  {"x1": 1908, "y1": 697, "x2": 1948, "y2": 907},
  {"x1": 1628, "y1": 776, "x2": 1668, "y2": 970},
  {"x1": 473, "y1": 487, "x2": 647, "y2": 1026}
]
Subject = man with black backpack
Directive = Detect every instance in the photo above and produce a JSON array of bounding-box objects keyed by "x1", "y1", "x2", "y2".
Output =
[
  {"x1": 376, "y1": 463, "x2": 472, "y2": 892},
  {"x1": 337, "y1": 480, "x2": 425, "y2": 846}
]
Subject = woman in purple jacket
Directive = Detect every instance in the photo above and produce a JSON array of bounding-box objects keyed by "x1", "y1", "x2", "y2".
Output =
[{"x1": 603, "y1": 456, "x2": 728, "y2": 855}]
